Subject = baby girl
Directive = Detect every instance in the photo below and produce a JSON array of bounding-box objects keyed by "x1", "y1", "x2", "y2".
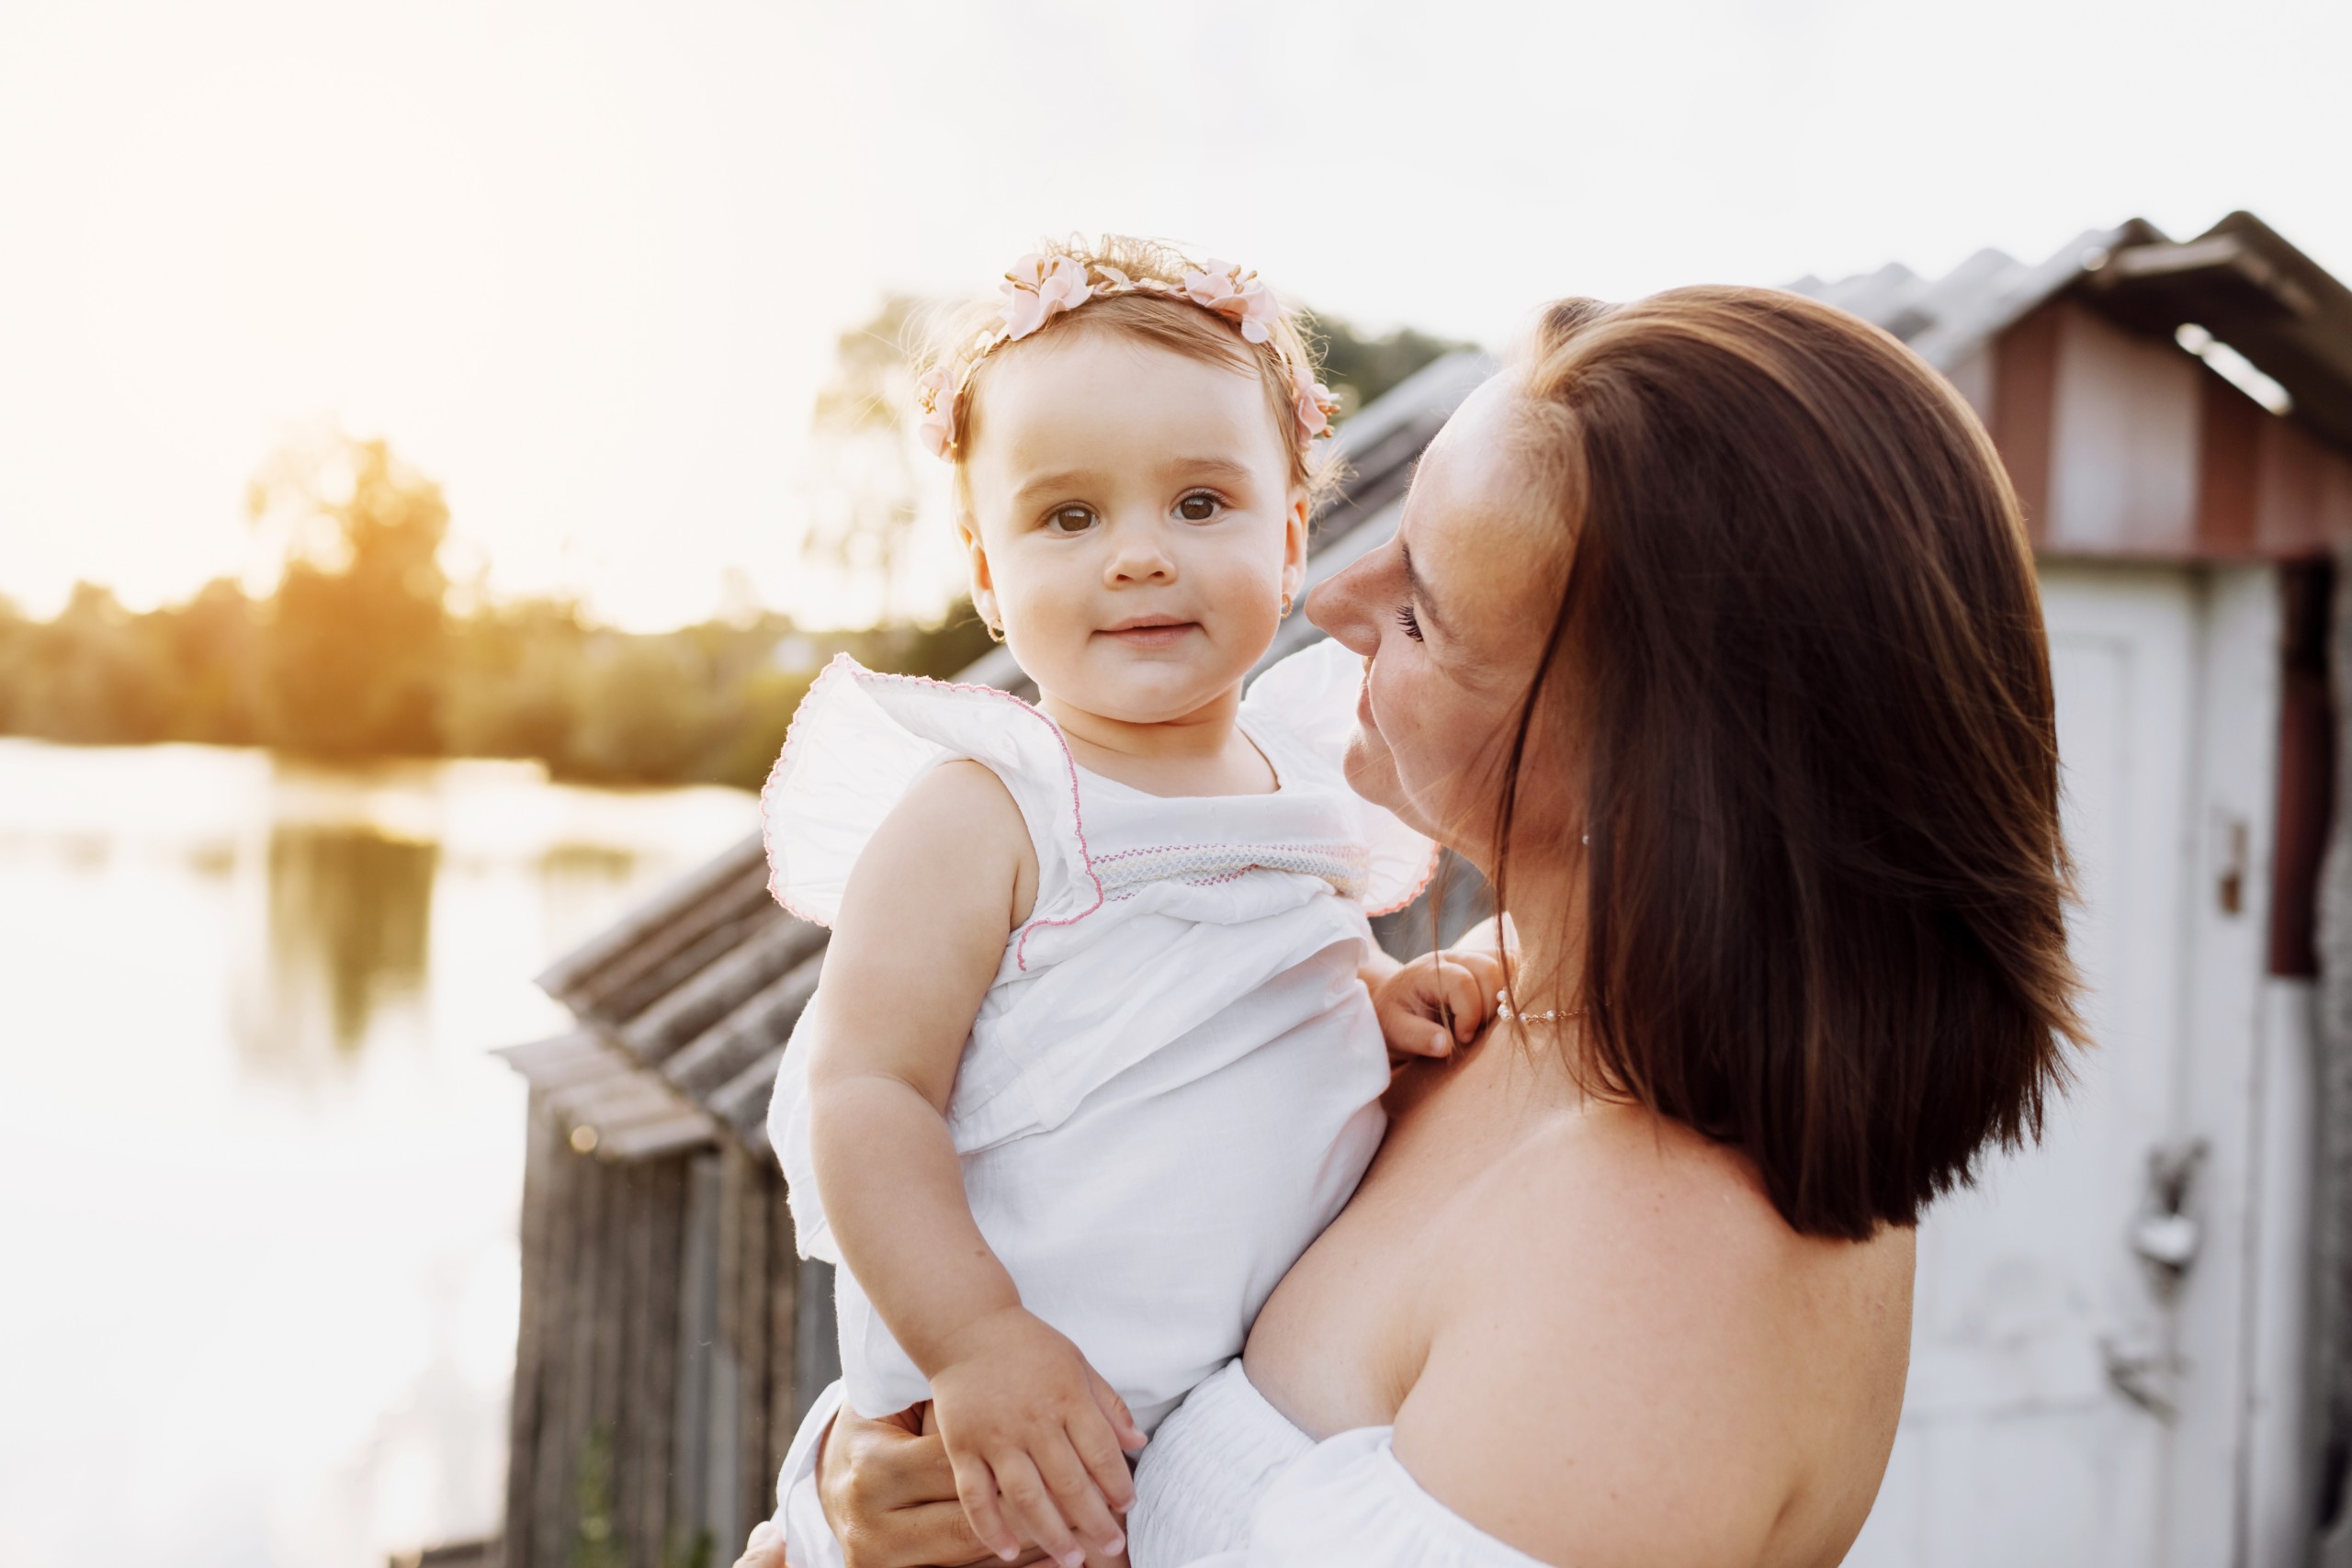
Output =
[{"x1": 759, "y1": 237, "x2": 1498, "y2": 1568}]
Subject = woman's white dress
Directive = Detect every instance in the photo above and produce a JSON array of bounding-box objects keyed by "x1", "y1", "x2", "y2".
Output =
[
  {"x1": 1128, "y1": 1360, "x2": 1553, "y2": 1566},
  {"x1": 759, "y1": 638, "x2": 1437, "y2": 1567}
]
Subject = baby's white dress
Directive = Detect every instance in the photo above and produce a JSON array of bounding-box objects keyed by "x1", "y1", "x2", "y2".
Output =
[{"x1": 759, "y1": 638, "x2": 1436, "y2": 1567}]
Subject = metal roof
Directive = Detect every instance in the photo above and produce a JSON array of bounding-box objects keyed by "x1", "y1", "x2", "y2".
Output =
[{"x1": 501, "y1": 349, "x2": 1498, "y2": 1163}]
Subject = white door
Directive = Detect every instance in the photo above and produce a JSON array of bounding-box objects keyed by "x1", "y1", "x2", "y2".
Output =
[{"x1": 1845, "y1": 565, "x2": 2286, "y2": 1568}]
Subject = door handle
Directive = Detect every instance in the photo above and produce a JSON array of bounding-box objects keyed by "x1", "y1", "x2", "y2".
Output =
[{"x1": 2130, "y1": 1138, "x2": 2208, "y2": 1286}]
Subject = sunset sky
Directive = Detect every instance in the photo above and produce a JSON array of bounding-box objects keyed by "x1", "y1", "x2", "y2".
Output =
[{"x1": 2, "y1": 0, "x2": 2346, "y2": 629}]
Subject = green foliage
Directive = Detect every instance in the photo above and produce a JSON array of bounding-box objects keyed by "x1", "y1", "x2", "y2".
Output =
[
  {"x1": 1, "y1": 299, "x2": 1460, "y2": 787},
  {"x1": 571, "y1": 1425, "x2": 623, "y2": 1568},
  {"x1": 1304, "y1": 310, "x2": 1479, "y2": 416},
  {"x1": 804, "y1": 295, "x2": 928, "y2": 623},
  {"x1": 661, "y1": 1528, "x2": 717, "y2": 1568},
  {"x1": 0, "y1": 581, "x2": 258, "y2": 746},
  {"x1": 0, "y1": 579, "x2": 993, "y2": 791},
  {"x1": 249, "y1": 432, "x2": 449, "y2": 757},
  {"x1": 568, "y1": 1421, "x2": 715, "y2": 1568}
]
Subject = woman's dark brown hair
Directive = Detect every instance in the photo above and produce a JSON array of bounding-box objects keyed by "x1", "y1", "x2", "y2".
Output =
[{"x1": 1498, "y1": 287, "x2": 2086, "y2": 1241}]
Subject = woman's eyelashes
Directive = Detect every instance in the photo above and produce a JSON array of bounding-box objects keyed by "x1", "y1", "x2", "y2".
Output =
[{"x1": 1395, "y1": 604, "x2": 1425, "y2": 642}]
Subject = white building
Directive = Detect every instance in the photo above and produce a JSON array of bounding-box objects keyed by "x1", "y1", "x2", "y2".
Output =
[{"x1": 1797, "y1": 211, "x2": 2352, "y2": 1568}]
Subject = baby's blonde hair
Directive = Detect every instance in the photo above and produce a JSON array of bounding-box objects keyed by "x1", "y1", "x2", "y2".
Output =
[{"x1": 914, "y1": 235, "x2": 1340, "y2": 508}]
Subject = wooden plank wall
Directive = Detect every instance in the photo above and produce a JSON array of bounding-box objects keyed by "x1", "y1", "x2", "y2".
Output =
[
  {"x1": 1993, "y1": 299, "x2": 2352, "y2": 562},
  {"x1": 504, "y1": 1094, "x2": 812, "y2": 1568}
]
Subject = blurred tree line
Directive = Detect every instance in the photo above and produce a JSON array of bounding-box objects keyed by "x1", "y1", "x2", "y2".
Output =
[{"x1": 0, "y1": 309, "x2": 1464, "y2": 790}]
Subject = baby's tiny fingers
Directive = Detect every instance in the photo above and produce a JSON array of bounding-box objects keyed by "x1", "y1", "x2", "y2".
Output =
[
  {"x1": 995, "y1": 1452, "x2": 1083, "y2": 1568},
  {"x1": 1069, "y1": 1406, "x2": 1136, "y2": 1515},
  {"x1": 950, "y1": 1451, "x2": 1019, "y2": 1562},
  {"x1": 1039, "y1": 1432, "x2": 1125, "y2": 1558},
  {"x1": 1455, "y1": 948, "x2": 1508, "y2": 994},
  {"x1": 1087, "y1": 1370, "x2": 1148, "y2": 1456},
  {"x1": 1442, "y1": 961, "x2": 1491, "y2": 1041}
]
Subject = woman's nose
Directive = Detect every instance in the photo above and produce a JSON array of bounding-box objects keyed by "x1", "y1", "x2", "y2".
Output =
[{"x1": 1306, "y1": 547, "x2": 1378, "y2": 654}]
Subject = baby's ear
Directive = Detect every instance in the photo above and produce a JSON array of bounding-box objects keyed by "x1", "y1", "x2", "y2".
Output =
[
  {"x1": 956, "y1": 513, "x2": 991, "y2": 589},
  {"x1": 1283, "y1": 488, "x2": 1310, "y2": 581}
]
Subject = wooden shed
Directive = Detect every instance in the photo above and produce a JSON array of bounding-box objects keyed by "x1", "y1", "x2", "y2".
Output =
[
  {"x1": 1788, "y1": 211, "x2": 2352, "y2": 1568},
  {"x1": 460, "y1": 209, "x2": 2352, "y2": 1568},
  {"x1": 480, "y1": 352, "x2": 1498, "y2": 1568}
]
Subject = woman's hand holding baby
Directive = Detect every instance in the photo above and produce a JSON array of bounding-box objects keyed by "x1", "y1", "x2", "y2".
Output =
[{"x1": 928, "y1": 1305, "x2": 1144, "y2": 1568}]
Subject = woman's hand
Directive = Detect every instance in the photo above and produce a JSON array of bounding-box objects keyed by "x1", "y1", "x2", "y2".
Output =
[
  {"x1": 808, "y1": 1401, "x2": 1056, "y2": 1568},
  {"x1": 1373, "y1": 942, "x2": 1507, "y2": 1063},
  {"x1": 732, "y1": 1518, "x2": 786, "y2": 1568}
]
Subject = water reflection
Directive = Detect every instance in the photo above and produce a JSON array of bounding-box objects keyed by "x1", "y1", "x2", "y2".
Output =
[
  {"x1": 264, "y1": 824, "x2": 441, "y2": 1057},
  {"x1": 0, "y1": 738, "x2": 759, "y2": 1568},
  {"x1": 539, "y1": 841, "x2": 642, "y2": 957}
]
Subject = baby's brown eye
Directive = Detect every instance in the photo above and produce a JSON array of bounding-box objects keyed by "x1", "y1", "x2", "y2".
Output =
[
  {"x1": 1046, "y1": 505, "x2": 1097, "y2": 535},
  {"x1": 1176, "y1": 493, "x2": 1218, "y2": 523}
]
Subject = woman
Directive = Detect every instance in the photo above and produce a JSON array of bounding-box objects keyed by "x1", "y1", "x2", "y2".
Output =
[{"x1": 745, "y1": 287, "x2": 2083, "y2": 1566}]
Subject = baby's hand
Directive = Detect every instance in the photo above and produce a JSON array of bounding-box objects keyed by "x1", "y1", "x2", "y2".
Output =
[
  {"x1": 927, "y1": 1307, "x2": 1146, "y2": 1567},
  {"x1": 1374, "y1": 944, "x2": 1507, "y2": 1062}
]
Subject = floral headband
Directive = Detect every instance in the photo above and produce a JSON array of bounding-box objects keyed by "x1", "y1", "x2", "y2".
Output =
[{"x1": 913, "y1": 253, "x2": 1342, "y2": 462}]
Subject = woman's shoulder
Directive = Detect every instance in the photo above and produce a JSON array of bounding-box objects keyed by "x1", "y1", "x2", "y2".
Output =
[{"x1": 1394, "y1": 1102, "x2": 1913, "y2": 1566}]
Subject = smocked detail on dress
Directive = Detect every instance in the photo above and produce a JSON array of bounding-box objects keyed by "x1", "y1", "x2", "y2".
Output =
[{"x1": 1092, "y1": 840, "x2": 1374, "y2": 901}]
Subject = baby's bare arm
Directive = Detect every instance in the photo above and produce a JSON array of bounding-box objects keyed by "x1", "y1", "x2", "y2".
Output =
[
  {"x1": 806, "y1": 761, "x2": 1134, "y2": 1565},
  {"x1": 806, "y1": 761, "x2": 1035, "y2": 1378}
]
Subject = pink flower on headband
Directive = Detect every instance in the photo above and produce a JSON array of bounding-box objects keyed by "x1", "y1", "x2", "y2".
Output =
[
  {"x1": 914, "y1": 366, "x2": 958, "y2": 459},
  {"x1": 1292, "y1": 359, "x2": 1340, "y2": 441},
  {"x1": 1182, "y1": 259, "x2": 1280, "y2": 344},
  {"x1": 1001, "y1": 254, "x2": 1093, "y2": 341}
]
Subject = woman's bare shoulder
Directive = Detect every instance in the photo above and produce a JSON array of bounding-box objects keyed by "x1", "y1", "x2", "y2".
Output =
[{"x1": 1391, "y1": 1104, "x2": 1913, "y2": 1567}]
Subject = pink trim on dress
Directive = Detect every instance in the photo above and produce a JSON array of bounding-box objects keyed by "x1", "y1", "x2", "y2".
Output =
[
  {"x1": 1364, "y1": 838, "x2": 1444, "y2": 918},
  {"x1": 759, "y1": 654, "x2": 1106, "y2": 970},
  {"x1": 760, "y1": 653, "x2": 855, "y2": 929}
]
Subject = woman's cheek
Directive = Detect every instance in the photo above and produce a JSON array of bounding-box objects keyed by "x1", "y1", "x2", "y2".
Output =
[{"x1": 1353, "y1": 660, "x2": 1419, "y2": 795}]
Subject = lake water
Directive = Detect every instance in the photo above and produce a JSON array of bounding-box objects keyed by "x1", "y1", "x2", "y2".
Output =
[{"x1": 0, "y1": 739, "x2": 758, "y2": 1568}]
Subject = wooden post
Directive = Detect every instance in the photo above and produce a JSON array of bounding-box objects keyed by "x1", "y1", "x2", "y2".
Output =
[
  {"x1": 503, "y1": 1094, "x2": 559, "y2": 1568},
  {"x1": 673, "y1": 1154, "x2": 722, "y2": 1542}
]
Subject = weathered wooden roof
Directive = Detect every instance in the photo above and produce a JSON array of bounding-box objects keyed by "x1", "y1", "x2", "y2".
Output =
[
  {"x1": 1798, "y1": 212, "x2": 2352, "y2": 563},
  {"x1": 502, "y1": 349, "x2": 1498, "y2": 1164},
  {"x1": 1792, "y1": 211, "x2": 2352, "y2": 460}
]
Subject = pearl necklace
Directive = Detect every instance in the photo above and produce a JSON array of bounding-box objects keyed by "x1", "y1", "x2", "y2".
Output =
[{"x1": 1495, "y1": 989, "x2": 1584, "y2": 1025}]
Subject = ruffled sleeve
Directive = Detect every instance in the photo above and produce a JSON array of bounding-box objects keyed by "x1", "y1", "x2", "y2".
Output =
[
  {"x1": 1181, "y1": 1428, "x2": 1549, "y2": 1568},
  {"x1": 760, "y1": 655, "x2": 1102, "y2": 932},
  {"x1": 1241, "y1": 638, "x2": 1439, "y2": 917}
]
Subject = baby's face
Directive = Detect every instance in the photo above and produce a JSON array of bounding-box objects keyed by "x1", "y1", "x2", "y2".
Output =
[{"x1": 960, "y1": 331, "x2": 1306, "y2": 725}]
